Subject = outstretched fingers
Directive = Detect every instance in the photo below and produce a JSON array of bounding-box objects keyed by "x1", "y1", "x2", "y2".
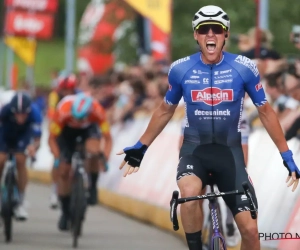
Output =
[{"x1": 287, "y1": 173, "x2": 299, "y2": 192}]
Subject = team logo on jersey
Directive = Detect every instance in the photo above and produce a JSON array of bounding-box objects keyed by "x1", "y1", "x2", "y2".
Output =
[
  {"x1": 185, "y1": 80, "x2": 200, "y2": 84},
  {"x1": 168, "y1": 84, "x2": 172, "y2": 91},
  {"x1": 214, "y1": 74, "x2": 232, "y2": 79},
  {"x1": 255, "y1": 82, "x2": 262, "y2": 91},
  {"x1": 214, "y1": 79, "x2": 232, "y2": 84},
  {"x1": 220, "y1": 69, "x2": 232, "y2": 74},
  {"x1": 193, "y1": 70, "x2": 209, "y2": 74},
  {"x1": 203, "y1": 78, "x2": 209, "y2": 84},
  {"x1": 235, "y1": 55, "x2": 259, "y2": 77},
  {"x1": 191, "y1": 87, "x2": 234, "y2": 106}
]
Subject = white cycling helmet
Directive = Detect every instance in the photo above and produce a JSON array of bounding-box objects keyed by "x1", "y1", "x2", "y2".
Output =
[{"x1": 192, "y1": 5, "x2": 230, "y2": 31}]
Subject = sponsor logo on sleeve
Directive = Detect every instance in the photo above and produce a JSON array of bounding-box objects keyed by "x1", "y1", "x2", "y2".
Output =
[
  {"x1": 255, "y1": 82, "x2": 262, "y2": 91},
  {"x1": 168, "y1": 56, "x2": 190, "y2": 75},
  {"x1": 235, "y1": 55, "x2": 259, "y2": 77},
  {"x1": 164, "y1": 97, "x2": 174, "y2": 105}
]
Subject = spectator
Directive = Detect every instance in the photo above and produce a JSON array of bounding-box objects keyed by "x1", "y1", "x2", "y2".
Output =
[
  {"x1": 240, "y1": 27, "x2": 281, "y2": 60},
  {"x1": 264, "y1": 71, "x2": 298, "y2": 117},
  {"x1": 279, "y1": 73, "x2": 300, "y2": 132},
  {"x1": 50, "y1": 68, "x2": 60, "y2": 89},
  {"x1": 284, "y1": 73, "x2": 300, "y2": 140}
]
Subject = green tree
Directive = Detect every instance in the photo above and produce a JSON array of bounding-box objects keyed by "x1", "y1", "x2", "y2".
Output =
[{"x1": 171, "y1": 0, "x2": 300, "y2": 60}]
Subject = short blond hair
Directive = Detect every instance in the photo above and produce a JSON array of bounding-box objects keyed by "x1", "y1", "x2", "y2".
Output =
[{"x1": 247, "y1": 27, "x2": 274, "y2": 49}]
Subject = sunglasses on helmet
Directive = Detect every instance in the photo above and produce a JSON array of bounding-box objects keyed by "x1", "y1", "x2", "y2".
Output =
[{"x1": 196, "y1": 22, "x2": 226, "y2": 35}]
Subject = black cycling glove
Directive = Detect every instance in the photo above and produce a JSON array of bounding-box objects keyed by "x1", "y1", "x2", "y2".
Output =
[{"x1": 123, "y1": 141, "x2": 148, "y2": 167}]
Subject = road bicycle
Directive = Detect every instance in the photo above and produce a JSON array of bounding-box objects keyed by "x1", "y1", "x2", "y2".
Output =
[
  {"x1": 70, "y1": 137, "x2": 89, "y2": 248},
  {"x1": 170, "y1": 181, "x2": 257, "y2": 250},
  {"x1": 0, "y1": 153, "x2": 20, "y2": 242}
]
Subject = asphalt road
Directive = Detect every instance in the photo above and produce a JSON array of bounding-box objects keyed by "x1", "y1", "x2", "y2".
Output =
[{"x1": 0, "y1": 183, "x2": 186, "y2": 250}]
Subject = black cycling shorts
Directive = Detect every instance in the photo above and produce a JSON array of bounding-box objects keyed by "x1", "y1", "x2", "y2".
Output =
[
  {"x1": 57, "y1": 124, "x2": 100, "y2": 164},
  {"x1": 177, "y1": 142, "x2": 258, "y2": 217}
]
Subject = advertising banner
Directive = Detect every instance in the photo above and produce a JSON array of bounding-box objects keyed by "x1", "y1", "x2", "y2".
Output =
[
  {"x1": 5, "y1": 0, "x2": 58, "y2": 13},
  {"x1": 5, "y1": 10, "x2": 55, "y2": 40},
  {"x1": 150, "y1": 22, "x2": 170, "y2": 60},
  {"x1": 78, "y1": 0, "x2": 134, "y2": 74}
]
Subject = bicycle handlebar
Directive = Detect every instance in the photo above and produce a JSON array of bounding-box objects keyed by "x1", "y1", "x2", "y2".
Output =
[{"x1": 170, "y1": 181, "x2": 257, "y2": 231}]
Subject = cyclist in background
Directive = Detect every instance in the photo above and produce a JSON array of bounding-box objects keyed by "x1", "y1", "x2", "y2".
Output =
[
  {"x1": 48, "y1": 72, "x2": 77, "y2": 120},
  {"x1": 0, "y1": 92, "x2": 42, "y2": 220},
  {"x1": 118, "y1": 5, "x2": 300, "y2": 250},
  {"x1": 48, "y1": 72, "x2": 77, "y2": 209},
  {"x1": 48, "y1": 92, "x2": 111, "y2": 230}
]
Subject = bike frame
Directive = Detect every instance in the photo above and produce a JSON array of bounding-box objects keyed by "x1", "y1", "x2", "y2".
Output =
[{"x1": 208, "y1": 184, "x2": 226, "y2": 249}]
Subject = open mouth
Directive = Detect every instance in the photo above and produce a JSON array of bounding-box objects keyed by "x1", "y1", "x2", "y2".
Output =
[{"x1": 206, "y1": 41, "x2": 216, "y2": 53}]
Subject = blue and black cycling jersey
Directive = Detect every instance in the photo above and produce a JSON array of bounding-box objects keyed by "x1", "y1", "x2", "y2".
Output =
[
  {"x1": 0, "y1": 103, "x2": 42, "y2": 139},
  {"x1": 165, "y1": 51, "x2": 266, "y2": 147}
]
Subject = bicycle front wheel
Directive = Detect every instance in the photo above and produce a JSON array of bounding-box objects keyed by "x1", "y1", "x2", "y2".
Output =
[
  {"x1": 1, "y1": 175, "x2": 14, "y2": 243},
  {"x1": 70, "y1": 173, "x2": 87, "y2": 248}
]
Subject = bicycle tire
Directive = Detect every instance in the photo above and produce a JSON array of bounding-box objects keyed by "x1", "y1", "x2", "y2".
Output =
[
  {"x1": 2, "y1": 171, "x2": 14, "y2": 243},
  {"x1": 70, "y1": 173, "x2": 86, "y2": 248}
]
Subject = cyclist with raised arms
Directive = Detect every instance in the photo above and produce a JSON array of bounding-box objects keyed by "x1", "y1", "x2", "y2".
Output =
[
  {"x1": 48, "y1": 92, "x2": 111, "y2": 231},
  {"x1": 117, "y1": 5, "x2": 300, "y2": 250},
  {"x1": 0, "y1": 92, "x2": 42, "y2": 220}
]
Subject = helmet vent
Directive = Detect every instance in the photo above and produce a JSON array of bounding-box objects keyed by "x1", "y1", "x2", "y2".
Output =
[{"x1": 199, "y1": 11, "x2": 222, "y2": 18}]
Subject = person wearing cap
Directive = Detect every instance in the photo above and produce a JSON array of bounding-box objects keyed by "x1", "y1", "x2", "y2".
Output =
[{"x1": 117, "y1": 5, "x2": 299, "y2": 250}]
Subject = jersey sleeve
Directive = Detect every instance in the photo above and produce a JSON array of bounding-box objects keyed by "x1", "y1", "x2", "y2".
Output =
[
  {"x1": 30, "y1": 104, "x2": 43, "y2": 137},
  {"x1": 91, "y1": 102, "x2": 110, "y2": 135},
  {"x1": 164, "y1": 64, "x2": 183, "y2": 105},
  {"x1": 47, "y1": 91, "x2": 59, "y2": 120},
  {"x1": 236, "y1": 56, "x2": 267, "y2": 107},
  {"x1": 49, "y1": 100, "x2": 67, "y2": 137},
  {"x1": 0, "y1": 104, "x2": 10, "y2": 122}
]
